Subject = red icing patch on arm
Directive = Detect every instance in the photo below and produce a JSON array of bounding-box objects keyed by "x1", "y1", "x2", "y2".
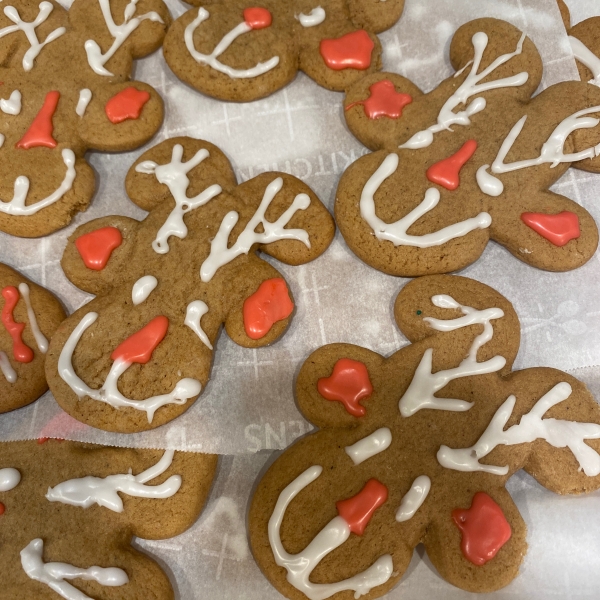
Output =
[
  {"x1": 75, "y1": 226, "x2": 123, "y2": 271},
  {"x1": 1, "y1": 286, "x2": 33, "y2": 363},
  {"x1": 320, "y1": 30, "x2": 374, "y2": 71},
  {"x1": 105, "y1": 87, "x2": 151, "y2": 124},
  {"x1": 16, "y1": 91, "x2": 60, "y2": 149},
  {"x1": 452, "y1": 492, "x2": 512, "y2": 566},
  {"x1": 243, "y1": 7, "x2": 272, "y2": 29},
  {"x1": 111, "y1": 316, "x2": 169, "y2": 364},
  {"x1": 317, "y1": 358, "x2": 373, "y2": 417},
  {"x1": 243, "y1": 278, "x2": 294, "y2": 340},
  {"x1": 521, "y1": 211, "x2": 580, "y2": 247},
  {"x1": 336, "y1": 479, "x2": 388, "y2": 535},
  {"x1": 426, "y1": 139, "x2": 478, "y2": 190},
  {"x1": 346, "y1": 80, "x2": 412, "y2": 120}
]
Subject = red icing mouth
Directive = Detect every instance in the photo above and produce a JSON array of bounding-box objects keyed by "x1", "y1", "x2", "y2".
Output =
[
  {"x1": 1, "y1": 286, "x2": 33, "y2": 363},
  {"x1": 105, "y1": 87, "x2": 151, "y2": 124},
  {"x1": 346, "y1": 80, "x2": 412, "y2": 120},
  {"x1": 336, "y1": 479, "x2": 388, "y2": 535},
  {"x1": 75, "y1": 226, "x2": 123, "y2": 271},
  {"x1": 243, "y1": 7, "x2": 272, "y2": 29},
  {"x1": 111, "y1": 316, "x2": 169, "y2": 364},
  {"x1": 16, "y1": 90, "x2": 60, "y2": 149},
  {"x1": 320, "y1": 30, "x2": 374, "y2": 71},
  {"x1": 426, "y1": 139, "x2": 478, "y2": 190},
  {"x1": 243, "y1": 278, "x2": 294, "y2": 340},
  {"x1": 317, "y1": 358, "x2": 373, "y2": 417},
  {"x1": 521, "y1": 211, "x2": 580, "y2": 247}
]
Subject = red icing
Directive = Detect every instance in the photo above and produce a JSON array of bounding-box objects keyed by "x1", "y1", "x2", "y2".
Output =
[
  {"x1": 521, "y1": 211, "x2": 580, "y2": 247},
  {"x1": 75, "y1": 226, "x2": 123, "y2": 271},
  {"x1": 105, "y1": 87, "x2": 151, "y2": 124},
  {"x1": 426, "y1": 139, "x2": 478, "y2": 190},
  {"x1": 320, "y1": 30, "x2": 374, "y2": 71},
  {"x1": 346, "y1": 80, "x2": 412, "y2": 120},
  {"x1": 336, "y1": 479, "x2": 388, "y2": 535},
  {"x1": 16, "y1": 90, "x2": 60, "y2": 149},
  {"x1": 39, "y1": 412, "x2": 88, "y2": 439},
  {"x1": 111, "y1": 316, "x2": 169, "y2": 364},
  {"x1": 0, "y1": 503, "x2": 5, "y2": 516},
  {"x1": 452, "y1": 492, "x2": 512, "y2": 566},
  {"x1": 37, "y1": 437, "x2": 65, "y2": 444},
  {"x1": 1, "y1": 286, "x2": 33, "y2": 363},
  {"x1": 243, "y1": 278, "x2": 294, "y2": 340},
  {"x1": 317, "y1": 358, "x2": 373, "y2": 417},
  {"x1": 243, "y1": 7, "x2": 272, "y2": 29}
]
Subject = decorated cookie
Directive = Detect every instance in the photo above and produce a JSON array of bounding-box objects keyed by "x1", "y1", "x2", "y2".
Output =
[
  {"x1": 45, "y1": 136, "x2": 335, "y2": 433},
  {"x1": 163, "y1": 0, "x2": 404, "y2": 102},
  {"x1": 0, "y1": 0, "x2": 171, "y2": 237},
  {"x1": 249, "y1": 274, "x2": 600, "y2": 599},
  {"x1": 0, "y1": 438, "x2": 217, "y2": 599},
  {"x1": 336, "y1": 18, "x2": 600, "y2": 276},
  {"x1": 0, "y1": 263, "x2": 65, "y2": 413}
]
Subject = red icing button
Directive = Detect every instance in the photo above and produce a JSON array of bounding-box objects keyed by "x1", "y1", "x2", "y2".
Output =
[
  {"x1": 75, "y1": 226, "x2": 123, "y2": 271},
  {"x1": 346, "y1": 80, "x2": 412, "y2": 120},
  {"x1": 336, "y1": 479, "x2": 388, "y2": 535},
  {"x1": 317, "y1": 358, "x2": 373, "y2": 417},
  {"x1": 105, "y1": 87, "x2": 151, "y2": 124},
  {"x1": 521, "y1": 211, "x2": 580, "y2": 247},
  {"x1": 111, "y1": 316, "x2": 169, "y2": 364},
  {"x1": 1, "y1": 286, "x2": 33, "y2": 363},
  {"x1": 243, "y1": 6, "x2": 272, "y2": 29},
  {"x1": 452, "y1": 492, "x2": 512, "y2": 566},
  {"x1": 320, "y1": 30, "x2": 374, "y2": 71},
  {"x1": 426, "y1": 139, "x2": 478, "y2": 191},
  {"x1": 243, "y1": 278, "x2": 294, "y2": 340},
  {"x1": 16, "y1": 90, "x2": 60, "y2": 149},
  {"x1": 0, "y1": 503, "x2": 5, "y2": 516}
]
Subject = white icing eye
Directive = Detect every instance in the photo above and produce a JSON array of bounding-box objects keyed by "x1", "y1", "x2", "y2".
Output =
[{"x1": 0, "y1": 467, "x2": 21, "y2": 491}]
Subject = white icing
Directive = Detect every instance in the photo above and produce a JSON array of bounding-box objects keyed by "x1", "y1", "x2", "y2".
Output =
[
  {"x1": 0, "y1": 149, "x2": 76, "y2": 216},
  {"x1": 0, "y1": 467, "x2": 20, "y2": 491},
  {"x1": 135, "y1": 144, "x2": 222, "y2": 254},
  {"x1": 345, "y1": 428, "x2": 392, "y2": 465},
  {"x1": 184, "y1": 7, "x2": 279, "y2": 79},
  {"x1": 200, "y1": 177, "x2": 311, "y2": 282},
  {"x1": 0, "y1": 90, "x2": 21, "y2": 115},
  {"x1": 46, "y1": 449, "x2": 181, "y2": 511},
  {"x1": 75, "y1": 89, "x2": 92, "y2": 117},
  {"x1": 360, "y1": 153, "x2": 491, "y2": 246},
  {"x1": 477, "y1": 107, "x2": 600, "y2": 196},
  {"x1": 0, "y1": 133, "x2": 4, "y2": 148},
  {"x1": 399, "y1": 294, "x2": 506, "y2": 417},
  {"x1": 0, "y1": 2, "x2": 66, "y2": 72},
  {"x1": 438, "y1": 381, "x2": 600, "y2": 476},
  {"x1": 268, "y1": 466, "x2": 394, "y2": 600},
  {"x1": 0, "y1": 350, "x2": 16, "y2": 383},
  {"x1": 18, "y1": 282, "x2": 48, "y2": 353},
  {"x1": 85, "y1": 0, "x2": 164, "y2": 76},
  {"x1": 399, "y1": 32, "x2": 527, "y2": 149},
  {"x1": 57, "y1": 312, "x2": 201, "y2": 423},
  {"x1": 184, "y1": 300, "x2": 212, "y2": 350},
  {"x1": 395, "y1": 475, "x2": 431, "y2": 522},
  {"x1": 21, "y1": 538, "x2": 128, "y2": 600},
  {"x1": 131, "y1": 275, "x2": 157, "y2": 306},
  {"x1": 297, "y1": 7, "x2": 326, "y2": 27},
  {"x1": 569, "y1": 35, "x2": 600, "y2": 83}
]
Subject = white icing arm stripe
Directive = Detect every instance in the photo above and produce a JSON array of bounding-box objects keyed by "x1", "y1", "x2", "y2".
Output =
[
  {"x1": 0, "y1": 350, "x2": 17, "y2": 383},
  {"x1": 438, "y1": 382, "x2": 600, "y2": 476},
  {"x1": 395, "y1": 475, "x2": 431, "y2": 522},
  {"x1": 345, "y1": 428, "x2": 392, "y2": 465},
  {"x1": 569, "y1": 36, "x2": 600, "y2": 82}
]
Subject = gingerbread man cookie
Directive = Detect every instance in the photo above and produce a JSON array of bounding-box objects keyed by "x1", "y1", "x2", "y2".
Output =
[
  {"x1": 0, "y1": 0, "x2": 171, "y2": 237},
  {"x1": 336, "y1": 18, "x2": 600, "y2": 277},
  {"x1": 249, "y1": 274, "x2": 600, "y2": 599},
  {"x1": 163, "y1": 0, "x2": 404, "y2": 102}
]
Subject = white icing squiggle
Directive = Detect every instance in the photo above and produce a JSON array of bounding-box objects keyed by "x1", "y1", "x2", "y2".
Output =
[
  {"x1": 200, "y1": 177, "x2": 311, "y2": 282},
  {"x1": 57, "y1": 312, "x2": 201, "y2": 422},
  {"x1": 395, "y1": 476, "x2": 431, "y2": 522},
  {"x1": 0, "y1": 467, "x2": 20, "y2": 491},
  {"x1": 21, "y1": 539, "x2": 128, "y2": 600},
  {"x1": 345, "y1": 428, "x2": 392, "y2": 465},
  {"x1": 569, "y1": 36, "x2": 600, "y2": 84},
  {"x1": 399, "y1": 294, "x2": 506, "y2": 417},
  {"x1": 184, "y1": 300, "x2": 212, "y2": 350},
  {"x1": 0, "y1": 90, "x2": 21, "y2": 115},
  {"x1": 438, "y1": 382, "x2": 600, "y2": 476},
  {"x1": 0, "y1": 350, "x2": 16, "y2": 383},
  {"x1": 268, "y1": 466, "x2": 393, "y2": 600},
  {"x1": 297, "y1": 7, "x2": 326, "y2": 27},
  {"x1": 18, "y1": 282, "x2": 48, "y2": 353},
  {"x1": 131, "y1": 275, "x2": 157, "y2": 306},
  {"x1": 75, "y1": 89, "x2": 92, "y2": 117}
]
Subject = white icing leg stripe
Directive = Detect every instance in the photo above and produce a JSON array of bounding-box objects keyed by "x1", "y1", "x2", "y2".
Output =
[
  {"x1": 297, "y1": 7, "x2": 326, "y2": 27},
  {"x1": 345, "y1": 428, "x2": 392, "y2": 465},
  {"x1": 75, "y1": 89, "x2": 92, "y2": 117},
  {"x1": 0, "y1": 90, "x2": 21, "y2": 115},
  {"x1": 18, "y1": 282, "x2": 48, "y2": 353},
  {"x1": 395, "y1": 475, "x2": 431, "y2": 522},
  {"x1": 0, "y1": 467, "x2": 20, "y2": 491},
  {"x1": 569, "y1": 36, "x2": 600, "y2": 82},
  {"x1": 184, "y1": 300, "x2": 213, "y2": 350},
  {"x1": 0, "y1": 350, "x2": 17, "y2": 383}
]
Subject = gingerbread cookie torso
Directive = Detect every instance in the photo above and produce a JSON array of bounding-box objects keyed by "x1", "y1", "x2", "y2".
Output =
[{"x1": 249, "y1": 274, "x2": 600, "y2": 600}]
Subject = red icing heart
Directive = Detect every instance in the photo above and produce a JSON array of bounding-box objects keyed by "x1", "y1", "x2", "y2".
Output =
[
  {"x1": 521, "y1": 211, "x2": 580, "y2": 247},
  {"x1": 243, "y1": 7, "x2": 272, "y2": 29},
  {"x1": 1, "y1": 286, "x2": 33, "y2": 363},
  {"x1": 320, "y1": 30, "x2": 374, "y2": 71},
  {"x1": 317, "y1": 358, "x2": 373, "y2": 417},
  {"x1": 111, "y1": 316, "x2": 169, "y2": 364},
  {"x1": 16, "y1": 91, "x2": 60, "y2": 149},
  {"x1": 346, "y1": 79, "x2": 412, "y2": 120},
  {"x1": 243, "y1": 278, "x2": 294, "y2": 340},
  {"x1": 105, "y1": 87, "x2": 151, "y2": 124},
  {"x1": 336, "y1": 479, "x2": 388, "y2": 535},
  {"x1": 75, "y1": 226, "x2": 123, "y2": 271},
  {"x1": 426, "y1": 139, "x2": 478, "y2": 190},
  {"x1": 452, "y1": 492, "x2": 512, "y2": 566}
]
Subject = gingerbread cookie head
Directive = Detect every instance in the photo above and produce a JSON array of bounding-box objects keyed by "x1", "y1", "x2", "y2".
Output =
[
  {"x1": 0, "y1": 263, "x2": 65, "y2": 413},
  {"x1": 249, "y1": 274, "x2": 600, "y2": 599},
  {"x1": 163, "y1": 0, "x2": 404, "y2": 102},
  {"x1": 0, "y1": 439, "x2": 217, "y2": 599},
  {"x1": 336, "y1": 18, "x2": 600, "y2": 277},
  {"x1": 0, "y1": 0, "x2": 171, "y2": 237},
  {"x1": 45, "y1": 136, "x2": 335, "y2": 433}
]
